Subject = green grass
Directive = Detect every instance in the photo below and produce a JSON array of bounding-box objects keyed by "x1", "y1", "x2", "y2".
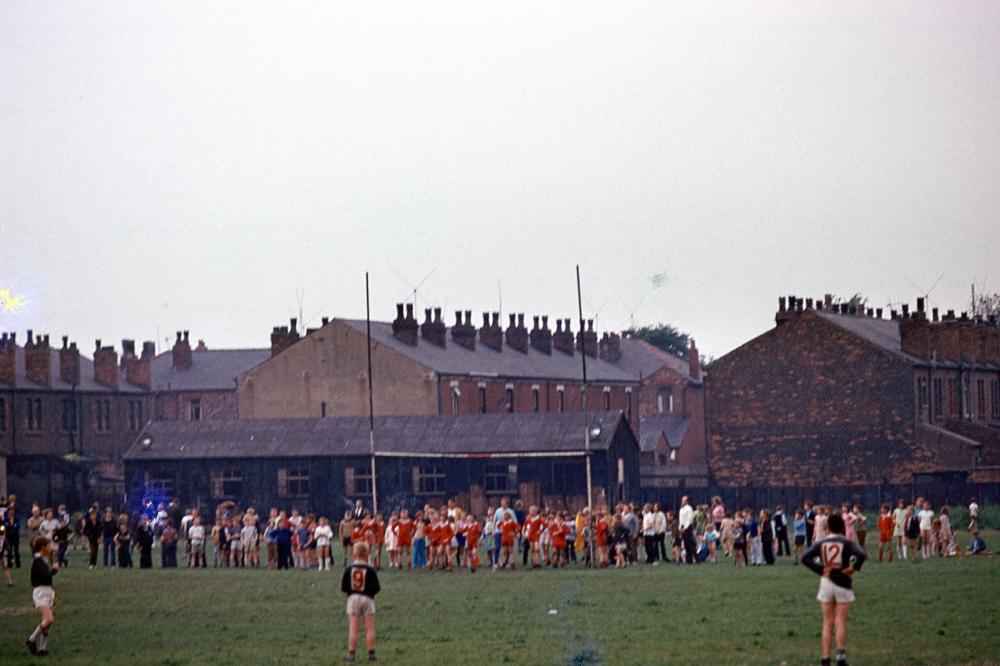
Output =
[{"x1": 1, "y1": 540, "x2": 998, "y2": 665}]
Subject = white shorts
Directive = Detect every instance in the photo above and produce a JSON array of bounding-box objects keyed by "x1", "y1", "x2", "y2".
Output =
[
  {"x1": 345, "y1": 593, "x2": 376, "y2": 616},
  {"x1": 33, "y1": 586, "x2": 55, "y2": 608},
  {"x1": 817, "y1": 577, "x2": 854, "y2": 604}
]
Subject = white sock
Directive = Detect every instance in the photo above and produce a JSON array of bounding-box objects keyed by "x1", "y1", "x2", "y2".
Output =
[
  {"x1": 29, "y1": 625, "x2": 43, "y2": 642},
  {"x1": 38, "y1": 630, "x2": 49, "y2": 651}
]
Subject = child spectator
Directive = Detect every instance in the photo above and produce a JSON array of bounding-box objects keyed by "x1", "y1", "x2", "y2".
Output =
[
  {"x1": 188, "y1": 516, "x2": 206, "y2": 568},
  {"x1": 114, "y1": 523, "x2": 133, "y2": 568},
  {"x1": 877, "y1": 505, "x2": 894, "y2": 563},
  {"x1": 314, "y1": 517, "x2": 334, "y2": 571},
  {"x1": 793, "y1": 510, "x2": 807, "y2": 564}
]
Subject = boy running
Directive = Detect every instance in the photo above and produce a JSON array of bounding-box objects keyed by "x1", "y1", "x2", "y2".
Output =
[
  {"x1": 27, "y1": 537, "x2": 58, "y2": 656},
  {"x1": 802, "y1": 513, "x2": 867, "y2": 666},
  {"x1": 341, "y1": 542, "x2": 380, "y2": 662}
]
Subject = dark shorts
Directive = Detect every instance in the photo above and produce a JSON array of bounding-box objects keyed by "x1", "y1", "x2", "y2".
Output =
[
  {"x1": 794, "y1": 535, "x2": 805, "y2": 546},
  {"x1": 342, "y1": 538, "x2": 352, "y2": 548}
]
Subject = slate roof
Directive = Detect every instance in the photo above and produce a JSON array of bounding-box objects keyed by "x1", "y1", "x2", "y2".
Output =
[
  {"x1": 638, "y1": 416, "x2": 692, "y2": 452},
  {"x1": 0, "y1": 346, "x2": 145, "y2": 393},
  {"x1": 124, "y1": 410, "x2": 633, "y2": 461},
  {"x1": 341, "y1": 320, "x2": 635, "y2": 382},
  {"x1": 615, "y1": 338, "x2": 699, "y2": 383},
  {"x1": 814, "y1": 311, "x2": 910, "y2": 358},
  {"x1": 151, "y1": 349, "x2": 270, "y2": 392}
]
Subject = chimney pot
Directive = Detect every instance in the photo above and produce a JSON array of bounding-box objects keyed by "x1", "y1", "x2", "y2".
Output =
[
  {"x1": 405, "y1": 303, "x2": 414, "y2": 320},
  {"x1": 542, "y1": 316, "x2": 549, "y2": 329},
  {"x1": 492, "y1": 312, "x2": 499, "y2": 327},
  {"x1": 464, "y1": 310, "x2": 472, "y2": 326},
  {"x1": 876, "y1": 308, "x2": 883, "y2": 319},
  {"x1": 518, "y1": 313, "x2": 524, "y2": 327},
  {"x1": 183, "y1": 330, "x2": 189, "y2": 342},
  {"x1": 424, "y1": 308, "x2": 432, "y2": 324},
  {"x1": 434, "y1": 307, "x2": 442, "y2": 322},
  {"x1": 917, "y1": 297, "x2": 925, "y2": 312},
  {"x1": 932, "y1": 307, "x2": 939, "y2": 322},
  {"x1": 483, "y1": 312, "x2": 490, "y2": 327},
  {"x1": 62, "y1": 335, "x2": 68, "y2": 349},
  {"x1": 95, "y1": 339, "x2": 102, "y2": 351},
  {"x1": 321, "y1": 317, "x2": 329, "y2": 325},
  {"x1": 806, "y1": 298, "x2": 814, "y2": 309},
  {"x1": 27, "y1": 329, "x2": 34, "y2": 344},
  {"x1": 396, "y1": 303, "x2": 405, "y2": 320},
  {"x1": 778, "y1": 297, "x2": 787, "y2": 313}
]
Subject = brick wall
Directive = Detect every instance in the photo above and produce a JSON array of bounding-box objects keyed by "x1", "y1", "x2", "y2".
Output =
[
  {"x1": 706, "y1": 311, "x2": 924, "y2": 486},
  {"x1": 437, "y1": 376, "x2": 635, "y2": 421},
  {"x1": 156, "y1": 390, "x2": 239, "y2": 421}
]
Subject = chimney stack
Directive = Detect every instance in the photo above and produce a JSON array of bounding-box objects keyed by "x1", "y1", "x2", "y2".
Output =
[
  {"x1": 420, "y1": 307, "x2": 447, "y2": 348},
  {"x1": 173, "y1": 330, "x2": 194, "y2": 368},
  {"x1": 599, "y1": 332, "x2": 621, "y2": 363},
  {"x1": 553, "y1": 318, "x2": 575, "y2": 355},
  {"x1": 479, "y1": 312, "x2": 503, "y2": 352},
  {"x1": 124, "y1": 339, "x2": 154, "y2": 389},
  {"x1": 576, "y1": 319, "x2": 597, "y2": 357},
  {"x1": 391, "y1": 303, "x2": 418, "y2": 346},
  {"x1": 0, "y1": 333, "x2": 15, "y2": 386},
  {"x1": 93, "y1": 339, "x2": 119, "y2": 388},
  {"x1": 451, "y1": 310, "x2": 476, "y2": 351},
  {"x1": 57, "y1": 338, "x2": 79, "y2": 385},
  {"x1": 530, "y1": 316, "x2": 552, "y2": 355},
  {"x1": 24, "y1": 330, "x2": 52, "y2": 387},
  {"x1": 121, "y1": 339, "x2": 136, "y2": 367},
  {"x1": 688, "y1": 338, "x2": 701, "y2": 381},
  {"x1": 505, "y1": 313, "x2": 529, "y2": 353},
  {"x1": 775, "y1": 297, "x2": 793, "y2": 326}
]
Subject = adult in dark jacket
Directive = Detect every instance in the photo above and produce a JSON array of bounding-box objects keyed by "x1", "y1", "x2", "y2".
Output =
[
  {"x1": 761, "y1": 509, "x2": 775, "y2": 565},
  {"x1": 100, "y1": 508, "x2": 118, "y2": 568},
  {"x1": 82, "y1": 510, "x2": 101, "y2": 569}
]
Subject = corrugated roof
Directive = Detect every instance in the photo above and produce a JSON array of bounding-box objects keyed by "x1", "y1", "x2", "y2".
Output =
[
  {"x1": 151, "y1": 349, "x2": 270, "y2": 392},
  {"x1": 341, "y1": 320, "x2": 635, "y2": 382},
  {"x1": 124, "y1": 410, "x2": 633, "y2": 461},
  {"x1": 0, "y1": 346, "x2": 145, "y2": 393},
  {"x1": 615, "y1": 338, "x2": 698, "y2": 383}
]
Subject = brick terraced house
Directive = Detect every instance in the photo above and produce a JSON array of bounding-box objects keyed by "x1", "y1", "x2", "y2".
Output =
[{"x1": 706, "y1": 295, "x2": 1000, "y2": 508}]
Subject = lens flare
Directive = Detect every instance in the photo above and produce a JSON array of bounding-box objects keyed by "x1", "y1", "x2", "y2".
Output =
[{"x1": 0, "y1": 289, "x2": 27, "y2": 313}]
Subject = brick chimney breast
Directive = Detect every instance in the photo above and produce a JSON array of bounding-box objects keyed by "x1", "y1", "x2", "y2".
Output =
[
  {"x1": 479, "y1": 312, "x2": 503, "y2": 352},
  {"x1": 24, "y1": 330, "x2": 52, "y2": 387},
  {"x1": 451, "y1": 310, "x2": 476, "y2": 350},
  {"x1": 688, "y1": 338, "x2": 701, "y2": 381},
  {"x1": 0, "y1": 332, "x2": 15, "y2": 386},
  {"x1": 93, "y1": 340, "x2": 119, "y2": 388},
  {"x1": 59, "y1": 339, "x2": 81, "y2": 385},
  {"x1": 124, "y1": 339, "x2": 153, "y2": 390},
  {"x1": 599, "y1": 332, "x2": 622, "y2": 363},
  {"x1": 391, "y1": 303, "x2": 418, "y2": 346},
  {"x1": 553, "y1": 318, "x2": 575, "y2": 355},
  {"x1": 576, "y1": 319, "x2": 598, "y2": 357},
  {"x1": 530, "y1": 316, "x2": 552, "y2": 355},
  {"x1": 505, "y1": 313, "x2": 529, "y2": 353},
  {"x1": 420, "y1": 307, "x2": 447, "y2": 348},
  {"x1": 173, "y1": 330, "x2": 194, "y2": 368}
]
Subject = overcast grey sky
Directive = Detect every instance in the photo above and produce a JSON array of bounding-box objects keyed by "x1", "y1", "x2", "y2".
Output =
[{"x1": 2, "y1": 2, "x2": 998, "y2": 360}]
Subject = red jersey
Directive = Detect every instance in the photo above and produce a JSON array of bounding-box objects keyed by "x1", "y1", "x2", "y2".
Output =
[
  {"x1": 375, "y1": 521, "x2": 385, "y2": 545},
  {"x1": 525, "y1": 515, "x2": 543, "y2": 543},
  {"x1": 500, "y1": 518, "x2": 519, "y2": 547},
  {"x1": 362, "y1": 519, "x2": 376, "y2": 543},
  {"x1": 465, "y1": 522, "x2": 483, "y2": 549},
  {"x1": 396, "y1": 519, "x2": 413, "y2": 546},
  {"x1": 436, "y1": 522, "x2": 455, "y2": 547},
  {"x1": 596, "y1": 520, "x2": 608, "y2": 547},
  {"x1": 551, "y1": 522, "x2": 568, "y2": 550},
  {"x1": 878, "y1": 514, "x2": 894, "y2": 540},
  {"x1": 350, "y1": 527, "x2": 365, "y2": 543}
]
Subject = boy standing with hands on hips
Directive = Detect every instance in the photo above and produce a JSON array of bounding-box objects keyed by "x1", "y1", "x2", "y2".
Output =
[{"x1": 341, "y1": 542, "x2": 380, "y2": 662}]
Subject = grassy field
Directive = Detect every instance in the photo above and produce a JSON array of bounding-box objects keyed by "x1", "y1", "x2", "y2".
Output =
[{"x1": 0, "y1": 541, "x2": 998, "y2": 665}]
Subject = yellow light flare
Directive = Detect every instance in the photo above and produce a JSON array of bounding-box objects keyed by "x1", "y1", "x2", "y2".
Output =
[{"x1": 0, "y1": 289, "x2": 27, "y2": 313}]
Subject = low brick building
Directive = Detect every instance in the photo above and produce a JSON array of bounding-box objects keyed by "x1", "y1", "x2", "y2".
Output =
[
  {"x1": 706, "y1": 296, "x2": 1000, "y2": 507},
  {"x1": 238, "y1": 305, "x2": 641, "y2": 423},
  {"x1": 123, "y1": 410, "x2": 640, "y2": 517}
]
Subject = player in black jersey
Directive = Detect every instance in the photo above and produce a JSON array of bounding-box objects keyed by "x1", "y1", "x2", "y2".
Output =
[
  {"x1": 27, "y1": 536, "x2": 59, "y2": 656},
  {"x1": 802, "y1": 513, "x2": 867, "y2": 666},
  {"x1": 341, "y1": 541, "x2": 381, "y2": 662}
]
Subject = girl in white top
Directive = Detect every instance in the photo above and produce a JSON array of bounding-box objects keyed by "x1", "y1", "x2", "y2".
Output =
[
  {"x1": 314, "y1": 517, "x2": 334, "y2": 571},
  {"x1": 918, "y1": 501, "x2": 934, "y2": 558},
  {"x1": 813, "y1": 506, "x2": 830, "y2": 542}
]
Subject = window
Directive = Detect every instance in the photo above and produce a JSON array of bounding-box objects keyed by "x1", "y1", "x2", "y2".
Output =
[
  {"x1": 95, "y1": 400, "x2": 111, "y2": 432},
  {"x1": 413, "y1": 464, "x2": 445, "y2": 495},
  {"x1": 60, "y1": 399, "x2": 77, "y2": 432},
  {"x1": 557, "y1": 388, "x2": 565, "y2": 413},
  {"x1": 532, "y1": 387, "x2": 540, "y2": 413},
  {"x1": 478, "y1": 386, "x2": 487, "y2": 414},
  {"x1": 26, "y1": 397, "x2": 42, "y2": 432},
  {"x1": 962, "y1": 377, "x2": 972, "y2": 419},
  {"x1": 279, "y1": 467, "x2": 310, "y2": 497},
  {"x1": 346, "y1": 466, "x2": 372, "y2": 496},
  {"x1": 947, "y1": 379, "x2": 957, "y2": 417},
  {"x1": 976, "y1": 379, "x2": 986, "y2": 420},
  {"x1": 657, "y1": 454, "x2": 667, "y2": 466},
  {"x1": 128, "y1": 400, "x2": 143, "y2": 431},
  {"x1": 670, "y1": 449, "x2": 677, "y2": 461},
  {"x1": 144, "y1": 472, "x2": 175, "y2": 499},
  {"x1": 933, "y1": 378, "x2": 943, "y2": 421},
  {"x1": 603, "y1": 388, "x2": 611, "y2": 410},
  {"x1": 484, "y1": 463, "x2": 517, "y2": 494},
  {"x1": 0, "y1": 397, "x2": 6, "y2": 432},
  {"x1": 505, "y1": 388, "x2": 514, "y2": 413},
  {"x1": 917, "y1": 377, "x2": 929, "y2": 420},
  {"x1": 992, "y1": 380, "x2": 999, "y2": 420},
  {"x1": 190, "y1": 399, "x2": 202, "y2": 422},
  {"x1": 451, "y1": 388, "x2": 460, "y2": 415},
  {"x1": 321, "y1": 401, "x2": 327, "y2": 418},
  {"x1": 210, "y1": 468, "x2": 243, "y2": 498},
  {"x1": 657, "y1": 387, "x2": 673, "y2": 414}
]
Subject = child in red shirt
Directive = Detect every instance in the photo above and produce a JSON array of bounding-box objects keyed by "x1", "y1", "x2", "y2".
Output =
[
  {"x1": 396, "y1": 510, "x2": 414, "y2": 570},
  {"x1": 436, "y1": 518, "x2": 455, "y2": 571},
  {"x1": 464, "y1": 516, "x2": 483, "y2": 572},
  {"x1": 372, "y1": 513, "x2": 385, "y2": 570},
  {"x1": 550, "y1": 514, "x2": 569, "y2": 567},
  {"x1": 498, "y1": 515, "x2": 519, "y2": 570},
  {"x1": 877, "y1": 504, "x2": 894, "y2": 563},
  {"x1": 596, "y1": 514, "x2": 609, "y2": 568},
  {"x1": 524, "y1": 506, "x2": 544, "y2": 568}
]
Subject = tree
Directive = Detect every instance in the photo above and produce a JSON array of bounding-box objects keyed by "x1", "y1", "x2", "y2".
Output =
[
  {"x1": 971, "y1": 291, "x2": 1000, "y2": 319},
  {"x1": 625, "y1": 323, "x2": 690, "y2": 359}
]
